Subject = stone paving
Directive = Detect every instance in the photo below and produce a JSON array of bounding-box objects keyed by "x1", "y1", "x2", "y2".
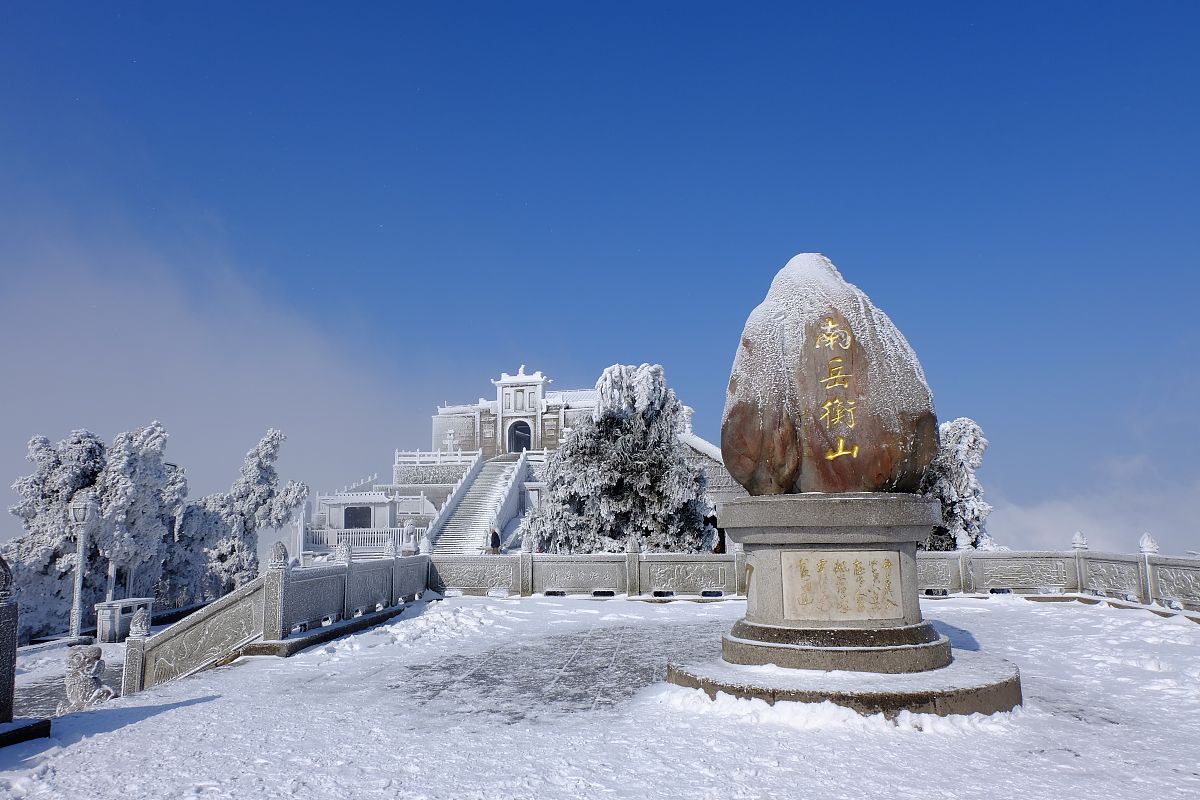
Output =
[{"x1": 381, "y1": 618, "x2": 727, "y2": 724}]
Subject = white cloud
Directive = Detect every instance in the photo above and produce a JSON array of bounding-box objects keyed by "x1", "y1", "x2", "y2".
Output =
[
  {"x1": 0, "y1": 229, "x2": 438, "y2": 544},
  {"x1": 988, "y1": 477, "x2": 1200, "y2": 556}
]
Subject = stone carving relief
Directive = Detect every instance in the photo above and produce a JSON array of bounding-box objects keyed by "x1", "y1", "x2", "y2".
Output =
[
  {"x1": 980, "y1": 559, "x2": 1068, "y2": 588},
  {"x1": 436, "y1": 561, "x2": 514, "y2": 590},
  {"x1": 540, "y1": 562, "x2": 622, "y2": 590},
  {"x1": 647, "y1": 563, "x2": 728, "y2": 592},
  {"x1": 1156, "y1": 567, "x2": 1200, "y2": 603},
  {"x1": 268, "y1": 541, "x2": 289, "y2": 570},
  {"x1": 283, "y1": 574, "x2": 346, "y2": 630},
  {"x1": 129, "y1": 607, "x2": 151, "y2": 638},
  {"x1": 1086, "y1": 561, "x2": 1140, "y2": 595},
  {"x1": 58, "y1": 645, "x2": 116, "y2": 714},
  {"x1": 147, "y1": 590, "x2": 264, "y2": 687},
  {"x1": 351, "y1": 566, "x2": 392, "y2": 610},
  {"x1": 917, "y1": 559, "x2": 953, "y2": 588}
]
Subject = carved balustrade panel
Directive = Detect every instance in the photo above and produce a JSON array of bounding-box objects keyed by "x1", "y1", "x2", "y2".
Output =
[
  {"x1": 916, "y1": 557, "x2": 956, "y2": 590},
  {"x1": 394, "y1": 556, "x2": 431, "y2": 601},
  {"x1": 1084, "y1": 558, "x2": 1141, "y2": 597},
  {"x1": 533, "y1": 558, "x2": 626, "y2": 592},
  {"x1": 641, "y1": 558, "x2": 734, "y2": 594},
  {"x1": 143, "y1": 585, "x2": 265, "y2": 688},
  {"x1": 349, "y1": 562, "x2": 393, "y2": 612},
  {"x1": 972, "y1": 556, "x2": 1071, "y2": 590},
  {"x1": 282, "y1": 570, "x2": 347, "y2": 631},
  {"x1": 1154, "y1": 564, "x2": 1200, "y2": 606},
  {"x1": 433, "y1": 558, "x2": 519, "y2": 592}
]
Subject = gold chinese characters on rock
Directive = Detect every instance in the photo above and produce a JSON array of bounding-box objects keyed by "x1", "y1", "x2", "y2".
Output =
[
  {"x1": 780, "y1": 550, "x2": 904, "y2": 621},
  {"x1": 815, "y1": 317, "x2": 861, "y2": 461}
]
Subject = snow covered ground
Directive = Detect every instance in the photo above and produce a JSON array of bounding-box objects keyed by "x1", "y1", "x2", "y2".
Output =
[{"x1": 1, "y1": 594, "x2": 1198, "y2": 799}]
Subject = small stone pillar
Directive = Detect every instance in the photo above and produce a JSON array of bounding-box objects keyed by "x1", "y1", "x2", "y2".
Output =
[
  {"x1": 0, "y1": 556, "x2": 52, "y2": 747},
  {"x1": 263, "y1": 542, "x2": 289, "y2": 641},
  {"x1": 624, "y1": 536, "x2": 642, "y2": 597},
  {"x1": 121, "y1": 608, "x2": 151, "y2": 696},
  {"x1": 0, "y1": 559, "x2": 16, "y2": 725}
]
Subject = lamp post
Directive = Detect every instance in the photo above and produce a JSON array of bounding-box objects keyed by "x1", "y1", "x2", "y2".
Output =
[{"x1": 67, "y1": 491, "x2": 97, "y2": 639}]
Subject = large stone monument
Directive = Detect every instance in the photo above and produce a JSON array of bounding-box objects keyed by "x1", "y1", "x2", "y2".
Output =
[{"x1": 667, "y1": 253, "x2": 1022, "y2": 716}]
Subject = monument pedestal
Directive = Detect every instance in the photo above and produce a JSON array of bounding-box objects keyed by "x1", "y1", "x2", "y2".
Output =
[{"x1": 668, "y1": 493, "x2": 1022, "y2": 717}]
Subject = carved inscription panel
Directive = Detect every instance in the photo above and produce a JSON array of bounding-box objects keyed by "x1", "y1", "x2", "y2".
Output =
[
  {"x1": 538, "y1": 562, "x2": 623, "y2": 590},
  {"x1": 781, "y1": 550, "x2": 903, "y2": 621}
]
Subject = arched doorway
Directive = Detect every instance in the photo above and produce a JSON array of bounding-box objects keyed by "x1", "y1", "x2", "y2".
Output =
[{"x1": 508, "y1": 420, "x2": 532, "y2": 453}]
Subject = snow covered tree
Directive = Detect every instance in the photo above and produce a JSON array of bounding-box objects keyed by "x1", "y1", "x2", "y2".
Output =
[
  {"x1": 172, "y1": 430, "x2": 308, "y2": 600},
  {"x1": 4, "y1": 430, "x2": 111, "y2": 642},
  {"x1": 7, "y1": 424, "x2": 306, "y2": 636},
  {"x1": 93, "y1": 421, "x2": 183, "y2": 601},
  {"x1": 921, "y1": 417, "x2": 997, "y2": 551},
  {"x1": 523, "y1": 364, "x2": 713, "y2": 554}
]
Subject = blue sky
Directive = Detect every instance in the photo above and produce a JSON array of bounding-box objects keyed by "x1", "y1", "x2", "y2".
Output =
[{"x1": 1, "y1": 3, "x2": 1197, "y2": 553}]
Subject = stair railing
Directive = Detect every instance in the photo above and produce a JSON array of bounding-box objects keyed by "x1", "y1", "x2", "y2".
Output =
[
  {"x1": 485, "y1": 449, "x2": 533, "y2": 551},
  {"x1": 425, "y1": 449, "x2": 485, "y2": 547}
]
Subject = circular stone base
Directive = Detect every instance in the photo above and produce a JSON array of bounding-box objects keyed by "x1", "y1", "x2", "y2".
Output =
[
  {"x1": 666, "y1": 651, "x2": 1022, "y2": 718},
  {"x1": 723, "y1": 620, "x2": 953, "y2": 673}
]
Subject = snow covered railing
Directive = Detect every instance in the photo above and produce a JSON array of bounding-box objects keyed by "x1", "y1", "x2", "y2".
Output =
[
  {"x1": 423, "y1": 451, "x2": 486, "y2": 545},
  {"x1": 915, "y1": 534, "x2": 1200, "y2": 610},
  {"x1": 485, "y1": 449, "x2": 534, "y2": 549},
  {"x1": 123, "y1": 572, "x2": 270, "y2": 695},
  {"x1": 394, "y1": 449, "x2": 482, "y2": 466},
  {"x1": 428, "y1": 535, "x2": 1200, "y2": 611},
  {"x1": 123, "y1": 544, "x2": 433, "y2": 695},
  {"x1": 305, "y1": 527, "x2": 428, "y2": 553}
]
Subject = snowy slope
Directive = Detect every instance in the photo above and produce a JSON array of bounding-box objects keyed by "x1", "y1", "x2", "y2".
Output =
[{"x1": 2, "y1": 596, "x2": 1198, "y2": 799}]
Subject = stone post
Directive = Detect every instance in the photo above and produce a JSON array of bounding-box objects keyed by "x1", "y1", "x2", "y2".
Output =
[
  {"x1": 1138, "y1": 532, "x2": 1158, "y2": 605},
  {"x1": 262, "y1": 542, "x2": 289, "y2": 641},
  {"x1": 0, "y1": 557, "x2": 16, "y2": 723},
  {"x1": 120, "y1": 607, "x2": 150, "y2": 696},
  {"x1": 732, "y1": 542, "x2": 747, "y2": 595},
  {"x1": 519, "y1": 552, "x2": 533, "y2": 596},
  {"x1": 335, "y1": 542, "x2": 354, "y2": 620},
  {"x1": 624, "y1": 536, "x2": 642, "y2": 597},
  {"x1": 1072, "y1": 531, "x2": 1089, "y2": 595},
  {"x1": 384, "y1": 538, "x2": 399, "y2": 605}
]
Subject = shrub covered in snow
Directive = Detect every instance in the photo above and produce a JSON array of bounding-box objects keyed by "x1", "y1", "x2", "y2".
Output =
[
  {"x1": 921, "y1": 417, "x2": 997, "y2": 551},
  {"x1": 523, "y1": 364, "x2": 713, "y2": 554}
]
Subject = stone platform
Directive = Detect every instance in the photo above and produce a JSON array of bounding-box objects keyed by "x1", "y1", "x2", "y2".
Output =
[
  {"x1": 0, "y1": 717, "x2": 51, "y2": 748},
  {"x1": 667, "y1": 651, "x2": 1022, "y2": 718},
  {"x1": 674, "y1": 492, "x2": 1024, "y2": 716}
]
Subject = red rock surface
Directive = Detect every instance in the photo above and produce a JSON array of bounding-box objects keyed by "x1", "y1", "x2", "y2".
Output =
[{"x1": 721, "y1": 254, "x2": 938, "y2": 494}]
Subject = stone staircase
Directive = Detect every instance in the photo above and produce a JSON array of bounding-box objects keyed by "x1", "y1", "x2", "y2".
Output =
[{"x1": 432, "y1": 455, "x2": 522, "y2": 554}]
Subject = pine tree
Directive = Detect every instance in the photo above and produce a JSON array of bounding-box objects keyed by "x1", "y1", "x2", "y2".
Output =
[
  {"x1": 922, "y1": 417, "x2": 997, "y2": 551},
  {"x1": 524, "y1": 364, "x2": 713, "y2": 553}
]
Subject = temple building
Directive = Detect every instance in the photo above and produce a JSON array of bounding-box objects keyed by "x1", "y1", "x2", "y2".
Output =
[
  {"x1": 432, "y1": 365, "x2": 597, "y2": 456},
  {"x1": 302, "y1": 367, "x2": 744, "y2": 557}
]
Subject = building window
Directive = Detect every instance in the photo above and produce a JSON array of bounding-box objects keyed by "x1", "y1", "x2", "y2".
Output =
[
  {"x1": 516, "y1": 389, "x2": 524, "y2": 410},
  {"x1": 504, "y1": 392, "x2": 511, "y2": 410},
  {"x1": 344, "y1": 506, "x2": 372, "y2": 529}
]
